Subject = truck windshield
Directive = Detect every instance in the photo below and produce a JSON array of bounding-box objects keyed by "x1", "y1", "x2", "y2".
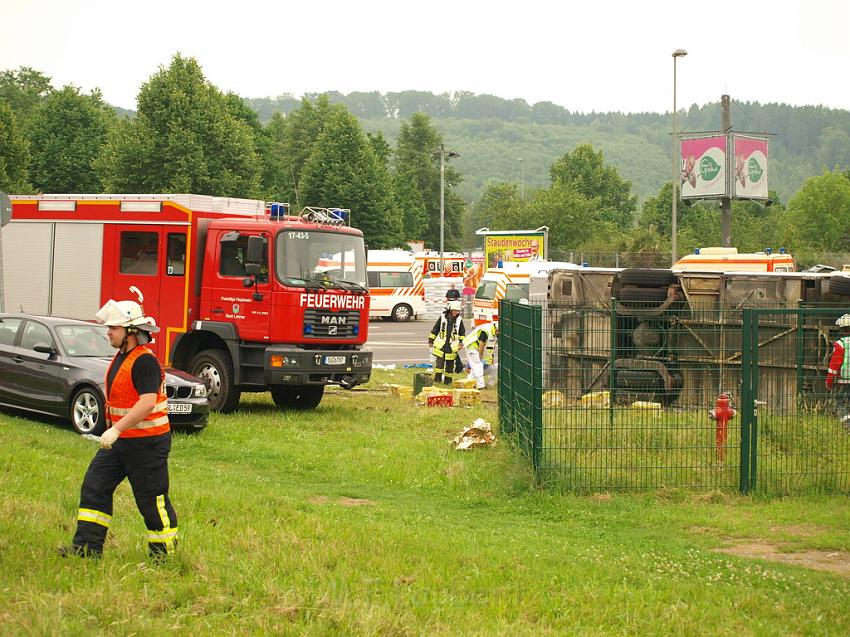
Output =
[
  {"x1": 276, "y1": 230, "x2": 367, "y2": 289},
  {"x1": 504, "y1": 283, "x2": 529, "y2": 301},
  {"x1": 475, "y1": 280, "x2": 498, "y2": 300}
]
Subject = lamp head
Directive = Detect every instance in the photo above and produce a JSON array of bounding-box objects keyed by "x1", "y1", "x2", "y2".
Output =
[{"x1": 672, "y1": 48, "x2": 688, "y2": 58}]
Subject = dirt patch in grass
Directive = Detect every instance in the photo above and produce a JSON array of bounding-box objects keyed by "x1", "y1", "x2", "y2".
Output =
[
  {"x1": 715, "y1": 542, "x2": 850, "y2": 576},
  {"x1": 309, "y1": 496, "x2": 375, "y2": 507},
  {"x1": 768, "y1": 524, "x2": 824, "y2": 538}
]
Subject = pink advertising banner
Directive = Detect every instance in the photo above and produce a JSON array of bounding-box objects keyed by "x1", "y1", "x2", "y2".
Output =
[
  {"x1": 733, "y1": 135, "x2": 769, "y2": 199},
  {"x1": 680, "y1": 135, "x2": 727, "y2": 198}
]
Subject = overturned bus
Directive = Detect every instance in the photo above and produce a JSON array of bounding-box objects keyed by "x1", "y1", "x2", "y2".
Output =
[{"x1": 530, "y1": 264, "x2": 850, "y2": 411}]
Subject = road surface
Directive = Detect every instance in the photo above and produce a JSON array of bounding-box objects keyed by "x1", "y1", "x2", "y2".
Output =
[{"x1": 366, "y1": 317, "x2": 435, "y2": 365}]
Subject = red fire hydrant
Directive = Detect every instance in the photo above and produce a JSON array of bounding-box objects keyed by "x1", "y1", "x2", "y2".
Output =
[{"x1": 709, "y1": 393, "x2": 736, "y2": 462}]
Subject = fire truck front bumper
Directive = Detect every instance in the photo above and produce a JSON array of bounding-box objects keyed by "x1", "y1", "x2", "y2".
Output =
[{"x1": 264, "y1": 348, "x2": 372, "y2": 388}]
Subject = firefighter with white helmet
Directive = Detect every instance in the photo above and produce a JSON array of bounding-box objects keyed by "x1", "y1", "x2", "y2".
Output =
[
  {"x1": 428, "y1": 300, "x2": 466, "y2": 385},
  {"x1": 59, "y1": 291, "x2": 178, "y2": 559},
  {"x1": 826, "y1": 313, "x2": 850, "y2": 430}
]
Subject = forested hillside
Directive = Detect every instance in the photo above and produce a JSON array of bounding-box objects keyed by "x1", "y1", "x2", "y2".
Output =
[
  {"x1": 247, "y1": 92, "x2": 850, "y2": 206},
  {"x1": 3, "y1": 58, "x2": 850, "y2": 264}
]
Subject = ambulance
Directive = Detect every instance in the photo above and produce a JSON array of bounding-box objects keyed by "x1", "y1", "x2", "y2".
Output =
[
  {"x1": 674, "y1": 247, "x2": 795, "y2": 272},
  {"x1": 366, "y1": 249, "x2": 425, "y2": 321},
  {"x1": 472, "y1": 260, "x2": 577, "y2": 325}
]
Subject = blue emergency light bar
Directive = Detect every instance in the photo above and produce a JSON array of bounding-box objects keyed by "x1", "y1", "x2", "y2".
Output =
[{"x1": 268, "y1": 202, "x2": 290, "y2": 220}]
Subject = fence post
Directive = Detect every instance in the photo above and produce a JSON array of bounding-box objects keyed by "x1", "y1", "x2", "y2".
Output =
[
  {"x1": 749, "y1": 309, "x2": 761, "y2": 492},
  {"x1": 499, "y1": 301, "x2": 513, "y2": 436},
  {"x1": 740, "y1": 309, "x2": 753, "y2": 494},
  {"x1": 531, "y1": 303, "x2": 543, "y2": 475},
  {"x1": 609, "y1": 296, "x2": 617, "y2": 428}
]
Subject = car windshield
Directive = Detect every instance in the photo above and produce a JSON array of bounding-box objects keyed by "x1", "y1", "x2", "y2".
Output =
[
  {"x1": 276, "y1": 229, "x2": 367, "y2": 290},
  {"x1": 56, "y1": 324, "x2": 113, "y2": 357}
]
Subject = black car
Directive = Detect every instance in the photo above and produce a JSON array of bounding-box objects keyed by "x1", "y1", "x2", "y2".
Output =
[{"x1": 0, "y1": 313, "x2": 209, "y2": 434}]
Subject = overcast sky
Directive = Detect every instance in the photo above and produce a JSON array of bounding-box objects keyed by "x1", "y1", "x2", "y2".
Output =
[{"x1": 2, "y1": 0, "x2": 849, "y2": 114}]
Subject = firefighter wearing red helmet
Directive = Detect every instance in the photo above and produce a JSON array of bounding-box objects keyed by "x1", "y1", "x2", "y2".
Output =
[
  {"x1": 58, "y1": 295, "x2": 178, "y2": 559},
  {"x1": 826, "y1": 313, "x2": 850, "y2": 431}
]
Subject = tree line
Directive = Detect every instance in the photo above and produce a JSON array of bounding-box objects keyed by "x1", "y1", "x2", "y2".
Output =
[{"x1": 1, "y1": 55, "x2": 849, "y2": 266}]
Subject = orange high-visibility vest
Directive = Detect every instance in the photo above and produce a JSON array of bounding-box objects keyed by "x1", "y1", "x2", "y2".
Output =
[{"x1": 106, "y1": 346, "x2": 170, "y2": 438}]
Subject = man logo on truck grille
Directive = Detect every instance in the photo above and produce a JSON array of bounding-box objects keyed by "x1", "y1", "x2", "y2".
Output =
[
  {"x1": 328, "y1": 325, "x2": 338, "y2": 335},
  {"x1": 320, "y1": 315, "x2": 347, "y2": 325}
]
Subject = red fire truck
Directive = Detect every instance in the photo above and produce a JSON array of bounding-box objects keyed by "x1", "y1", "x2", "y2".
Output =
[{"x1": 0, "y1": 194, "x2": 372, "y2": 412}]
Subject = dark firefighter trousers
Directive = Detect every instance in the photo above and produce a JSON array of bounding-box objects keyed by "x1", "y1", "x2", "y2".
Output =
[
  {"x1": 433, "y1": 346, "x2": 463, "y2": 384},
  {"x1": 72, "y1": 433, "x2": 178, "y2": 556}
]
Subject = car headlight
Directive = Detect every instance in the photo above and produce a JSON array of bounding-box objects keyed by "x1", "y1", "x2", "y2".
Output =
[{"x1": 193, "y1": 384, "x2": 208, "y2": 398}]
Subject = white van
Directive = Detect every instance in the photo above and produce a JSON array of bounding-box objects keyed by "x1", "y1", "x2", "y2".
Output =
[
  {"x1": 473, "y1": 260, "x2": 577, "y2": 325},
  {"x1": 367, "y1": 250, "x2": 426, "y2": 321}
]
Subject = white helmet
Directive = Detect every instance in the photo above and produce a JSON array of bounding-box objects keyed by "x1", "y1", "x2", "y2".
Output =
[
  {"x1": 95, "y1": 299, "x2": 160, "y2": 333},
  {"x1": 836, "y1": 314, "x2": 850, "y2": 328},
  {"x1": 447, "y1": 300, "x2": 462, "y2": 312}
]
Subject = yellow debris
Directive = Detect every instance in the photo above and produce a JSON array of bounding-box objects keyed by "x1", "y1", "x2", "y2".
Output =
[
  {"x1": 630, "y1": 401, "x2": 662, "y2": 410},
  {"x1": 452, "y1": 378, "x2": 478, "y2": 389},
  {"x1": 579, "y1": 390, "x2": 610, "y2": 407},
  {"x1": 453, "y1": 388, "x2": 482, "y2": 406},
  {"x1": 385, "y1": 384, "x2": 413, "y2": 399},
  {"x1": 543, "y1": 390, "x2": 566, "y2": 407}
]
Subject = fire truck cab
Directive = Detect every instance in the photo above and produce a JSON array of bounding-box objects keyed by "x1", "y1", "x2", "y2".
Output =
[{"x1": 1, "y1": 194, "x2": 372, "y2": 413}]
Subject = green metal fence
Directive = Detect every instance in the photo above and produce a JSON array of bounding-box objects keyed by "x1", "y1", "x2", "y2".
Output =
[{"x1": 499, "y1": 300, "x2": 850, "y2": 494}]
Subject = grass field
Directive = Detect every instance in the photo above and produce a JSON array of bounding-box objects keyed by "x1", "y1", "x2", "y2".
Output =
[{"x1": 1, "y1": 368, "x2": 850, "y2": 635}]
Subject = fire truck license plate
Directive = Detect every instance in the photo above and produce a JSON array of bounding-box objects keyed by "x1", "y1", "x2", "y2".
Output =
[
  {"x1": 323, "y1": 356, "x2": 346, "y2": 366},
  {"x1": 167, "y1": 404, "x2": 192, "y2": 414}
]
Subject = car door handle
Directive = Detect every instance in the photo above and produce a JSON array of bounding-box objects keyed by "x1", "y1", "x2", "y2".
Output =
[
  {"x1": 212, "y1": 308, "x2": 225, "y2": 314},
  {"x1": 12, "y1": 356, "x2": 24, "y2": 363}
]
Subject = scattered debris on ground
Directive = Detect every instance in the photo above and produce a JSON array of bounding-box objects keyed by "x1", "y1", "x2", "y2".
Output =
[{"x1": 451, "y1": 418, "x2": 496, "y2": 450}]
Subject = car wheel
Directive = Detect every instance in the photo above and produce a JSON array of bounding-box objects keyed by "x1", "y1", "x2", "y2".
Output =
[
  {"x1": 620, "y1": 268, "x2": 675, "y2": 287},
  {"x1": 392, "y1": 303, "x2": 413, "y2": 322},
  {"x1": 270, "y1": 384, "x2": 324, "y2": 410},
  {"x1": 829, "y1": 276, "x2": 850, "y2": 296},
  {"x1": 70, "y1": 387, "x2": 106, "y2": 436},
  {"x1": 190, "y1": 350, "x2": 241, "y2": 413}
]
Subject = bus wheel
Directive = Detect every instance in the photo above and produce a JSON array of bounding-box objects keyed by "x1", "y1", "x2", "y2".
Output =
[
  {"x1": 392, "y1": 303, "x2": 413, "y2": 322},
  {"x1": 270, "y1": 384, "x2": 324, "y2": 410},
  {"x1": 190, "y1": 350, "x2": 241, "y2": 413}
]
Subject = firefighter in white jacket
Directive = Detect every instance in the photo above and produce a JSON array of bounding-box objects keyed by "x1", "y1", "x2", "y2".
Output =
[{"x1": 463, "y1": 321, "x2": 498, "y2": 389}]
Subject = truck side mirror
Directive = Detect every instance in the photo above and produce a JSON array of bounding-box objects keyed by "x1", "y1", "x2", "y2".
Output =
[{"x1": 246, "y1": 235, "x2": 264, "y2": 267}]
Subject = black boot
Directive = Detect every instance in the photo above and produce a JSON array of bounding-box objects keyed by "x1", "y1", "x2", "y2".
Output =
[
  {"x1": 57, "y1": 544, "x2": 101, "y2": 560},
  {"x1": 433, "y1": 372, "x2": 443, "y2": 384}
]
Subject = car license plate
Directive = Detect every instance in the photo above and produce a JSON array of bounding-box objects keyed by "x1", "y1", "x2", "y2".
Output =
[
  {"x1": 168, "y1": 403, "x2": 192, "y2": 414},
  {"x1": 323, "y1": 355, "x2": 345, "y2": 366}
]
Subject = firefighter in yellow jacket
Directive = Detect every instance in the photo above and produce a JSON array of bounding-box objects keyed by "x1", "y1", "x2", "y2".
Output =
[
  {"x1": 428, "y1": 300, "x2": 466, "y2": 385},
  {"x1": 58, "y1": 297, "x2": 177, "y2": 559}
]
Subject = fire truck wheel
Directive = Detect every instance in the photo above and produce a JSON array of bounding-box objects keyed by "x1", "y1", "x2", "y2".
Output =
[
  {"x1": 70, "y1": 386, "x2": 106, "y2": 436},
  {"x1": 190, "y1": 350, "x2": 241, "y2": 413},
  {"x1": 270, "y1": 384, "x2": 324, "y2": 410},
  {"x1": 828, "y1": 276, "x2": 850, "y2": 296},
  {"x1": 620, "y1": 268, "x2": 675, "y2": 287},
  {"x1": 392, "y1": 303, "x2": 413, "y2": 322}
]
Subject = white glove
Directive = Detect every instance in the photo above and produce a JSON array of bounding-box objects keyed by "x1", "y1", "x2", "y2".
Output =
[{"x1": 99, "y1": 427, "x2": 121, "y2": 449}]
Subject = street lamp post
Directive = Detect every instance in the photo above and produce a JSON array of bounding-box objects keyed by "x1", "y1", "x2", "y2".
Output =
[
  {"x1": 671, "y1": 48, "x2": 687, "y2": 267},
  {"x1": 440, "y1": 144, "x2": 459, "y2": 275},
  {"x1": 519, "y1": 157, "x2": 525, "y2": 200}
]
